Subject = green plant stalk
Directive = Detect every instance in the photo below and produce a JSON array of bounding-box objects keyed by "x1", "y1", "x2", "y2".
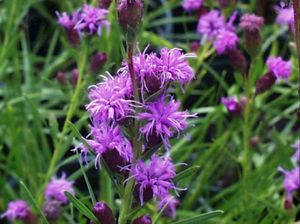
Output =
[
  {"x1": 118, "y1": 42, "x2": 142, "y2": 224},
  {"x1": 38, "y1": 45, "x2": 88, "y2": 205}
]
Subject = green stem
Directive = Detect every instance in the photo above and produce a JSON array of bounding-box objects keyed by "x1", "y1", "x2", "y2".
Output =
[
  {"x1": 38, "y1": 45, "x2": 88, "y2": 205},
  {"x1": 118, "y1": 43, "x2": 142, "y2": 224}
]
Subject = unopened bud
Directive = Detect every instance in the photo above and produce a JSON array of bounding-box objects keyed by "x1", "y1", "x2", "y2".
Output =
[
  {"x1": 284, "y1": 194, "x2": 293, "y2": 210},
  {"x1": 102, "y1": 148, "x2": 129, "y2": 173},
  {"x1": 65, "y1": 28, "x2": 81, "y2": 46},
  {"x1": 43, "y1": 200, "x2": 62, "y2": 221},
  {"x1": 218, "y1": 0, "x2": 237, "y2": 8},
  {"x1": 227, "y1": 48, "x2": 248, "y2": 75},
  {"x1": 190, "y1": 41, "x2": 200, "y2": 52},
  {"x1": 90, "y1": 52, "x2": 107, "y2": 72},
  {"x1": 99, "y1": 0, "x2": 113, "y2": 9},
  {"x1": 71, "y1": 69, "x2": 78, "y2": 87},
  {"x1": 92, "y1": 202, "x2": 115, "y2": 224},
  {"x1": 132, "y1": 215, "x2": 152, "y2": 224},
  {"x1": 134, "y1": 184, "x2": 153, "y2": 204},
  {"x1": 239, "y1": 14, "x2": 264, "y2": 57},
  {"x1": 250, "y1": 136, "x2": 260, "y2": 149},
  {"x1": 56, "y1": 71, "x2": 67, "y2": 85},
  {"x1": 255, "y1": 71, "x2": 276, "y2": 95},
  {"x1": 118, "y1": 0, "x2": 143, "y2": 41}
]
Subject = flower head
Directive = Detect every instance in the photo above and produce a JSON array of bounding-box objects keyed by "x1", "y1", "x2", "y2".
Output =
[
  {"x1": 75, "y1": 4, "x2": 109, "y2": 35},
  {"x1": 86, "y1": 74, "x2": 133, "y2": 123},
  {"x1": 76, "y1": 123, "x2": 133, "y2": 171},
  {"x1": 138, "y1": 95, "x2": 195, "y2": 149},
  {"x1": 197, "y1": 10, "x2": 225, "y2": 39},
  {"x1": 92, "y1": 202, "x2": 115, "y2": 224},
  {"x1": 278, "y1": 167, "x2": 300, "y2": 195},
  {"x1": 214, "y1": 29, "x2": 239, "y2": 55},
  {"x1": 182, "y1": 0, "x2": 203, "y2": 11},
  {"x1": 1, "y1": 200, "x2": 30, "y2": 221},
  {"x1": 132, "y1": 215, "x2": 152, "y2": 224},
  {"x1": 266, "y1": 56, "x2": 292, "y2": 81},
  {"x1": 239, "y1": 14, "x2": 264, "y2": 32},
  {"x1": 221, "y1": 96, "x2": 243, "y2": 116},
  {"x1": 132, "y1": 155, "x2": 176, "y2": 204},
  {"x1": 57, "y1": 11, "x2": 81, "y2": 29},
  {"x1": 276, "y1": 6, "x2": 294, "y2": 28},
  {"x1": 44, "y1": 173, "x2": 75, "y2": 204},
  {"x1": 291, "y1": 139, "x2": 300, "y2": 162}
]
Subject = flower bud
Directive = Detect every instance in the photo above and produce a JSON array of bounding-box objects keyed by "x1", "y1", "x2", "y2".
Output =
[
  {"x1": 102, "y1": 148, "x2": 129, "y2": 173},
  {"x1": 71, "y1": 69, "x2": 79, "y2": 87},
  {"x1": 134, "y1": 184, "x2": 153, "y2": 204},
  {"x1": 255, "y1": 71, "x2": 276, "y2": 95},
  {"x1": 43, "y1": 200, "x2": 62, "y2": 221},
  {"x1": 218, "y1": 0, "x2": 237, "y2": 8},
  {"x1": 90, "y1": 52, "x2": 107, "y2": 72},
  {"x1": 56, "y1": 71, "x2": 67, "y2": 85},
  {"x1": 92, "y1": 202, "x2": 115, "y2": 224},
  {"x1": 190, "y1": 41, "x2": 200, "y2": 52},
  {"x1": 227, "y1": 48, "x2": 248, "y2": 75},
  {"x1": 249, "y1": 136, "x2": 260, "y2": 149},
  {"x1": 239, "y1": 14, "x2": 264, "y2": 57},
  {"x1": 65, "y1": 28, "x2": 81, "y2": 46},
  {"x1": 117, "y1": 0, "x2": 143, "y2": 41},
  {"x1": 284, "y1": 194, "x2": 293, "y2": 210},
  {"x1": 99, "y1": 0, "x2": 113, "y2": 9},
  {"x1": 132, "y1": 215, "x2": 152, "y2": 224}
]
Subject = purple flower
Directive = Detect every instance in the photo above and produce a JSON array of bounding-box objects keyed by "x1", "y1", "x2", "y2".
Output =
[
  {"x1": 182, "y1": 0, "x2": 203, "y2": 11},
  {"x1": 278, "y1": 167, "x2": 300, "y2": 197},
  {"x1": 132, "y1": 155, "x2": 177, "y2": 204},
  {"x1": 214, "y1": 29, "x2": 239, "y2": 55},
  {"x1": 43, "y1": 200, "x2": 62, "y2": 221},
  {"x1": 158, "y1": 196, "x2": 180, "y2": 220},
  {"x1": 157, "y1": 48, "x2": 195, "y2": 85},
  {"x1": 239, "y1": 14, "x2": 264, "y2": 32},
  {"x1": 276, "y1": 6, "x2": 294, "y2": 29},
  {"x1": 86, "y1": 74, "x2": 133, "y2": 123},
  {"x1": 76, "y1": 123, "x2": 133, "y2": 171},
  {"x1": 221, "y1": 96, "x2": 243, "y2": 116},
  {"x1": 291, "y1": 139, "x2": 300, "y2": 162},
  {"x1": 92, "y1": 202, "x2": 115, "y2": 224},
  {"x1": 1, "y1": 200, "x2": 30, "y2": 221},
  {"x1": 44, "y1": 173, "x2": 75, "y2": 204},
  {"x1": 197, "y1": 10, "x2": 225, "y2": 39},
  {"x1": 56, "y1": 11, "x2": 81, "y2": 30},
  {"x1": 138, "y1": 95, "x2": 195, "y2": 149},
  {"x1": 266, "y1": 56, "x2": 292, "y2": 81},
  {"x1": 75, "y1": 4, "x2": 109, "y2": 35}
]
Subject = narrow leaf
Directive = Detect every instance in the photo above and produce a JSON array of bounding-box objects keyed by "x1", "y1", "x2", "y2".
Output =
[
  {"x1": 172, "y1": 210, "x2": 224, "y2": 224},
  {"x1": 174, "y1": 166, "x2": 200, "y2": 183}
]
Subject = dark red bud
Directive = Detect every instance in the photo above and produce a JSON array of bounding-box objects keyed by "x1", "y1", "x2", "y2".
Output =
[
  {"x1": 65, "y1": 28, "x2": 81, "y2": 46},
  {"x1": 227, "y1": 48, "x2": 248, "y2": 75},
  {"x1": 90, "y1": 52, "x2": 107, "y2": 72},
  {"x1": 244, "y1": 30, "x2": 261, "y2": 57},
  {"x1": 56, "y1": 71, "x2": 67, "y2": 85},
  {"x1": 134, "y1": 184, "x2": 153, "y2": 204},
  {"x1": 99, "y1": 0, "x2": 113, "y2": 9},
  {"x1": 102, "y1": 148, "x2": 129, "y2": 173},
  {"x1": 132, "y1": 215, "x2": 152, "y2": 224},
  {"x1": 43, "y1": 200, "x2": 62, "y2": 221},
  {"x1": 92, "y1": 202, "x2": 115, "y2": 224},
  {"x1": 249, "y1": 136, "x2": 260, "y2": 149},
  {"x1": 190, "y1": 41, "x2": 200, "y2": 52},
  {"x1": 71, "y1": 69, "x2": 79, "y2": 87},
  {"x1": 255, "y1": 71, "x2": 276, "y2": 95}
]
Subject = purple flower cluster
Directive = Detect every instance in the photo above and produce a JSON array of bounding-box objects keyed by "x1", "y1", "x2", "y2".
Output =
[
  {"x1": 131, "y1": 155, "x2": 176, "y2": 204},
  {"x1": 139, "y1": 95, "x2": 195, "y2": 149},
  {"x1": 119, "y1": 47, "x2": 196, "y2": 94},
  {"x1": 266, "y1": 56, "x2": 292, "y2": 81},
  {"x1": 221, "y1": 96, "x2": 246, "y2": 117},
  {"x1": 57, "y1": 4, "x2": 109, "y2": 38},
  {"x1": 1, "y1": 200, "x2": 30, "y2": 221},
  {"x1": 44, "y1": 173, "x2": 75, "y2": 204},
  {"x1": 182, "y1": 0, "x2": 203, "y2": 11},
  {"x1": 291, "y1": 139, "x2": 300, "y2": 162},
  {"x1": 275, "y1": 6, "x2": 294, "y2": 31}
]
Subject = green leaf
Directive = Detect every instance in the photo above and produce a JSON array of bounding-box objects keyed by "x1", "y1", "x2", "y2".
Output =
[
  {"x1": 172, "y1": 210, "x2": 224, "y2": 224},
  {"x1": 20, "y1": 181, "x2": 49, "y2": 224},
  {"x1": 64, "y1": 191, "x2": 99, "y2": 223},
  {"x1": 173, "y1": 166, "x2": 200, "y2": 183}
]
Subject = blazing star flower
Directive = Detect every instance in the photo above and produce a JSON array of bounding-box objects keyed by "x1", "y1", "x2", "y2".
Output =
[
  {"x1": 214, "y1": 29, "x2": 239, "y2": 55},
  {"x1": 44, "y1": 173, "x2": 75, "y2": 204},
  {"x1": 75, "y1": 123, "x2": 133, "y2": 171},
  {"x1": 1, "y1": 200, "x2": 30, "y2": 221},
  {"x1": 158, "y1": 196, "x2": 180, "y2": 220},
  {"x1": 239, "y1": 14, "x2": 264, "y2": 32},
  {"x1": 266, "y1": 56, "x2": 292, "y2": 81},
  {"x1": 132, "y1": 155, "x2": 177, "y2": 204},
  {"x1": 291, "y1": 139, "x2": 300, "y2": 162},
  {"x1": 157, "y1": 48, "x2": 196, "y2": 85},
  {"x1": 221, "y1": 96, "x2": 243, "y2": 116},
  {"x1": 278, "y1": 167, "x2": 300, "y2": 199},
  {"x1": 182, "y1": 0, "x2": 203, "y2": 11},
  {"x1": 75, "y1": 4, "x2": 109, "y2": 35},
  {"x1": 86, "y1": 74, "x2": 133, "y2": 123},
  {"x1": 276, "y1": 6, "x2": 294, "y2": 29},
  {"x1": 138, "y1": 95, "x2": 195, "y2": 149},
  {"x1": 197, "y1": 10, "x2": 225, "y2": 39}
]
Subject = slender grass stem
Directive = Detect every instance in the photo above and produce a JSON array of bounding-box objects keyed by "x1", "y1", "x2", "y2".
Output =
[{"x1": 38, "y1": 45, "x2": 88, "y2": 205}]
